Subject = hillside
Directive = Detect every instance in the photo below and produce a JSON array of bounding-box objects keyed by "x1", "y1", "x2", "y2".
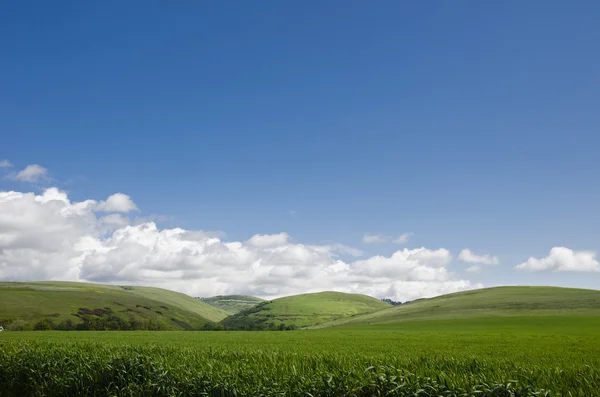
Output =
[
  {"x1": 315, "y1": 286, "x2": 600, "y2": 328},
  {"x1": 198, "y1": 295, "x2": 264, "y2": 314},
  {"x1": 0, "y1": 281, "x2": 230, "y2": 331},
  {"x1": 220, "y1": 291, "x2": 391, "y2": 330}
]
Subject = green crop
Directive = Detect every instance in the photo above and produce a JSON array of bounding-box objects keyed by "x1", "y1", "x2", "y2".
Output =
[{"x1": 0, "y1": 328, "x2": 598, "y2": 396}]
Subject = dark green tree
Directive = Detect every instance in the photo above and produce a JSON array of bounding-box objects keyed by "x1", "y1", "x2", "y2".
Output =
[{"x1": 33, "y1": 319, "x2": 54, "y2": 331}]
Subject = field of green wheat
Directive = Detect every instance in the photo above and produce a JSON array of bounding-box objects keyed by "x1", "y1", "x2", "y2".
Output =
[{"x1": 1, "y1": 319, "x2": 599, "y2": 397}]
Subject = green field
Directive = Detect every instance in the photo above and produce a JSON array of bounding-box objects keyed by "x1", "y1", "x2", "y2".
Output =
[
  {"x1": 221, "y1": 291, "x2": 391, "y2": 330},
  {"x1": 1, "y1": 285, "x2": 600, "y2": 395},
  {"x1": 0, "y1": 281, "x2": 229, "y2": 331},
  {"x1": 1, "y1": 317, "x2": 599, "y2": 396},
  {"x1": 197, "y1": 294, "x2": 265, "y2": 314}
]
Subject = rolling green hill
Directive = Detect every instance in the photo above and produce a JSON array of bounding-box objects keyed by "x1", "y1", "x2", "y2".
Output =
[
  {"x1": 0, "y1": 281, "x2": 230, "y2": 331},
  {"x1": 4, "y1": 283, "x2": 597, "y2": 332},
  {"x1": 314, "y1": 286, "x2": 600, "y2": 329},
  {"x1": 220, "y1": 291, "x2": 391, "y2": 330},
  {"x1": 198, "y1": 295, "x2": 264, "y2": 314}
]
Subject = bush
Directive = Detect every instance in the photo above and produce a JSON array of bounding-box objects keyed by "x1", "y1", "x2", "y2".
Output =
[
  {"x1": 33, "y1": 319, "x2": 54, "y2": 331},
  {"x1": 55, "y1": 319, "x2": 76, "y2": 331},
  {"x1": 202, "y1": 322, "x2": 225, "y2": 331},
  {"x1": 75, "y1": 322, "x2": 90, "y2": 331},
  {"x1": 6, "y1": 320, "x2": 28, "y2": 331}
]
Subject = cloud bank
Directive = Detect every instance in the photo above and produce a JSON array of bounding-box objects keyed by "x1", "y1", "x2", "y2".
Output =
[{"x1": 0, "y1": 187, "x2": 481, "y2": 302}]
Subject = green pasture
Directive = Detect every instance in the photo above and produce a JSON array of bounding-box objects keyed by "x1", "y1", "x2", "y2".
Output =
[
  {"x1": 314, "y1": 286, "x2": 600, "y2": 328},
  {"x1": 1, "y1": 314, "x2": 599, "y2": 396}
]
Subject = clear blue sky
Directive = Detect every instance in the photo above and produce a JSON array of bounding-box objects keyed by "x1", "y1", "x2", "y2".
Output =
[{"x1": 1, "y1": 1, "x2": 599, "y2": 295}]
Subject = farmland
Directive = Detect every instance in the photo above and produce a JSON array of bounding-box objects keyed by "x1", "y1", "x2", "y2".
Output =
[
  {"x1": 1, "y1": 285, "x2": 599, "y2": 395},
  {"x1": 1, "y1": 315, "x2": 599, "y2": 396}
]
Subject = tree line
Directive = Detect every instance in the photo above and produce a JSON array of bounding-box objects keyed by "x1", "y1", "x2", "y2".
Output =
[
  {"x1": 31, "y1": 316, "x2": 165, "y2": 331},
  {"x1": 201, "y1": 321, "x2": 298, "y2": 331}
]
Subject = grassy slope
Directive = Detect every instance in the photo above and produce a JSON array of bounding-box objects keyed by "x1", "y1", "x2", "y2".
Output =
[
  {"x1": 315, "y1": 286, "x2": 600, "y2": 328},
  {"x1": 0, "y1": 281, "x2": 229, "y2": 330},
  {"x1": 343, "y1": 315, "x2": 600, "y2": 334},
  {"x1": 221, "y1": 291, "x2": 391, "y2": 329},
  {"x1": 198, "y1": 295, "x2": 265, "y2": 314}
]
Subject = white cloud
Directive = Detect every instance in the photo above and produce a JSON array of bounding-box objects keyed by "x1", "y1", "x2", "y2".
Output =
[
  {"x1": 246, "y1": 232, "x2": 290, "y2": 248},
  {"x1": 363, "y1": 232, "x2": 414, "y2": 245},
  {"x1": 516, "y1": 247, "x2": 599, "y2": 272},
  {"x1": 0, "y1": 160, "x2": 13, "y2": 168},
  {"x1": 99, "y1": 213, "x2": 130, "y2": 228},
  {"x1": 392, "y1": 232, "x2": 414, "y2": 244},
  {"x1": 466, "y1": 265, "x2": 481, "y2": 273},
  {"x1": 0, "y1": 187, "x2": 479, "y2": 302},
  {"x1": 351, "y1": 248, "x2": 452, "y2": 281},
  {"x1": 363, "y1": 233, "x2": 387, "y2": 244},
  {"x1": 327, "y1": 243, "x2": 363, "y2": 257},
  {"x1": 458, "y1": 249, "x2": 499, "y2": 266},
  {"x1": 95, "y1": 193, "x2": 138, "y2": 213},
  {"x1": 14, "y1": 164, "x2": 48, "y2": 182}
]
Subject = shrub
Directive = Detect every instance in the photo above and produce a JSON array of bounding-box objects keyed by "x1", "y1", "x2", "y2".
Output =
[
  {"x1": 55, "y1": 319, "x2": 76, "y2": 331},
  {"x1": 6, "y1": 320, "x2": 28, "y2": 331},
  {"x1": 33, "y1": 319, "x2": 54, "y2": 331},
  {"x1": 202, "y1": 322, "x2": 225, "y2": 331}
]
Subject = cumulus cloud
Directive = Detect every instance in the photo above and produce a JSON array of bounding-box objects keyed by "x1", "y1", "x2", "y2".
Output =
[
  {"x1": 95, "y1": 193, "x2": 138, "y2": 213},
  {"x1": 363, "y1": 232, "x2": 414, "y2": 245},
  {"x1": 516, "y1": 247, "x2": 599, "y2": 272},
  {"x1": 14, "y1": 164, "x2": 48, "y2": 182},
  {"x1": 0, "y1": 160, "x2": 13, "y2": 168},
  {"x1": 458, "y1": 249, "x2": 499, "y2": 266},
  {"x1": 351, "y1": 248, "x2": 452, "y2": 280},
  {"x1": 0, "y1": 187, "x2": 480, "y2": 302}
]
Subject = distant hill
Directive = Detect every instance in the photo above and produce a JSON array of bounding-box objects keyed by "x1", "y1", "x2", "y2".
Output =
[
  {"x1": 0, "y1": 281, "x2": 230, "y2": 331},
  {"x1": 198, "y1": 295, "x2": 264, "y2": 314},
  {"x1": 220, "y1": 291, "x2": 391, "y2": 330},
  {"x1": 5, "y1": 283, "x2": 596, "y2": 332},
  {"x1": 314, "y1": 286, "x2": 600, "y2": 328}
]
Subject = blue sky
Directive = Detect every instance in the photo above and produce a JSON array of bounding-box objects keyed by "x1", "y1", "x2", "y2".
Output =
[{"x1": 1, "y1": 1, "x2": 599, "y2": 298}]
